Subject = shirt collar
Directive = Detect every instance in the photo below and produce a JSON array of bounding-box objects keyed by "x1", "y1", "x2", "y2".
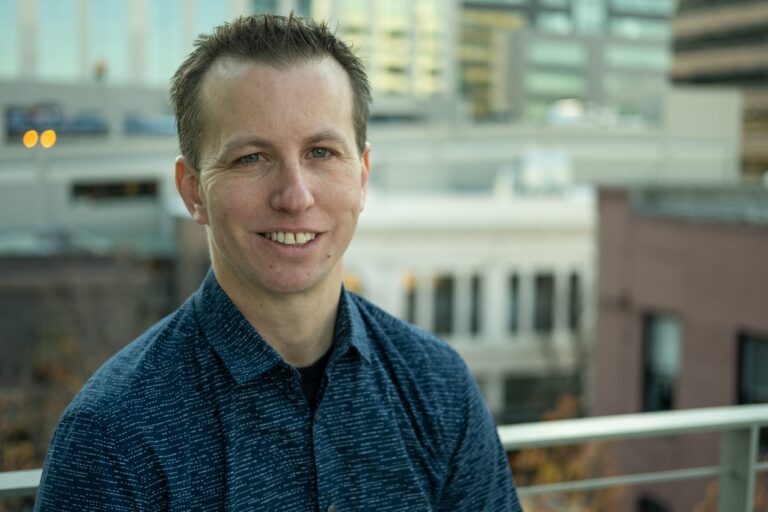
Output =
[
  {"x1": 333, "y1": 284, "x2": 372, "y2": 365},
  {"x1": 193, "y1": 270, "x2": 372, "y2": 385}
]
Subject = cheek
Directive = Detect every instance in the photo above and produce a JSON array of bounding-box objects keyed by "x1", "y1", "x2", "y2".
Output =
[
  {"x1": 203, "y1": 174, "x2": 253, "y2": 214},
  {"x1": 322, "y1": 172, "x2": 365, "y2": 210}
]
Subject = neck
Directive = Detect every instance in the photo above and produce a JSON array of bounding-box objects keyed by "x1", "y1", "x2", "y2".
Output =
[{"x1": 212, "y1": 264, "x2": 341, "y2": 368}]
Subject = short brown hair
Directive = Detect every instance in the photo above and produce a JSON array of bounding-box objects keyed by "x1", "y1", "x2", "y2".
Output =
[{"x1": 169, "y1": 13, "x2": 371, "y2": 170}]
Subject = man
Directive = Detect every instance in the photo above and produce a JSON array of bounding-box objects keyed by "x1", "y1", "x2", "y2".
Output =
[{"x1": 35, "y1": 14, "x2": 522, "y2": 511}]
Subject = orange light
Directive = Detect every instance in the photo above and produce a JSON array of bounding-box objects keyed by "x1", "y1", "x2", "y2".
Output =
[
  {"x1": 40, "y1": 129, "x2": 57, "y2": 148},
  {"x1": 22, "y1": 130, "x2": 39, "y2": 148}
]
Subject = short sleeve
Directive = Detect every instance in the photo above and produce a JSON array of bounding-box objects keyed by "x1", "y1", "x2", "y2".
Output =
[
  {"x1": 34, "y1": 411, "x2": 147, "y2": 512},
  {"x1": 437, "y1": 372, "x2": 523, "y2": 511}
]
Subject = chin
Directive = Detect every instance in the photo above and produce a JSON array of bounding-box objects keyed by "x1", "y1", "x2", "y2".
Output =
[{"x1": 258, "y1": 274, "x2": 326, "y2": 296}]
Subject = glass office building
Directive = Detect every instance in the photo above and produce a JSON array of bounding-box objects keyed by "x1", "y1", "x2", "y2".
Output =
[{"x1": 459, "y1": 0, "x2": 676, "y2": 122}]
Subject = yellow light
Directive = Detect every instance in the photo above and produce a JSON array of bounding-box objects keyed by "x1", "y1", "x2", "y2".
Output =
[
  {"x1": 40, "y1": 129, "x2": 57, "y2": 148},
  {"x1": 22, "y1": 130, "x2": 39, "y2": 148}
]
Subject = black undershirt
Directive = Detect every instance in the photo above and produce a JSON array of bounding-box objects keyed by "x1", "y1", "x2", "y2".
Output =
[{"x1": 296, "y1": 344, "x2": 333, "y2": 412}]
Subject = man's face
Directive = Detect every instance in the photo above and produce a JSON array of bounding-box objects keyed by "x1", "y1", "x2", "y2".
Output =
[{"x1": 176, "y1": 57, "x2": 370, "y2": 299}]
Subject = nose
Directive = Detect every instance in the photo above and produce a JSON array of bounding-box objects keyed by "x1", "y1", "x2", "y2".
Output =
[{"x1": 269, "y1": 159, "x2": 315, "y2": 213}]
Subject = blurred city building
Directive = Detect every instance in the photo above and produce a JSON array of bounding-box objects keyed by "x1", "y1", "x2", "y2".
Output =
[
  {"x1": 459, "y1": 0, "x2": 676, "y2": 122},
  {"x1": 0, "y1": 78, "x2": 744, "y2": 430},
  {"x1": 349, "y1": 191, "x2": 595, "y2": 423},
  {"x1": 594, "y1": 185, "x2": 768, "y2": 511},
  {"x1": 0, "y1": 0, "x2": 459, "y2": 121},
  {"x1": 0, "y1": 3, "x2": 763, "y2": 506},
  {"x1": 672, "y1": 0, "x2": 768, "y2": 179}
]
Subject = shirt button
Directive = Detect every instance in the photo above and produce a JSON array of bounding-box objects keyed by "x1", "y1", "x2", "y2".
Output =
[{"x1": 327, "y1": 505, "x2": 337, "y2": 512}]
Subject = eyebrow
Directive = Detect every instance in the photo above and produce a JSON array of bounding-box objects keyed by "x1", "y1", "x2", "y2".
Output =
[
  {"x1": 216, "y1": 136, "x2": 274, "y2": 162},
  {"x1": 303, "y1": 130, "x2": 350, "y2": 149}
]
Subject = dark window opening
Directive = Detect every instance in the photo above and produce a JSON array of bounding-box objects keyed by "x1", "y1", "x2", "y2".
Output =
[
  {"x1": 470, "y1": 274, "x2": 482, "y2": 336},
  {"x1": 738, "y1": 331, "x2": 768, "y2": 454},
  {"x1": 534, "y1": 273, "x2": 555, "y2": 334},
  {"x1": 642, "y1": 313, "x2": 681, "y2": 412},
  {"x1": 404, "y1": 273, "x2": 417, "y2": 325},
  {"x1": 637, "y1": 495, "x2": 671, "y2": 512},
  {"x1": 568, "y1": 272, "x2": 582, "y2": 332},
  {"x1": 508, "y1": 274, "x2": 519, "y2": 334},
  {"x1": 72, "y1": 180, "x2": 158, "y2": 201},
  {"x1": 433, "y1": 275, "x2": 454, "y2": 335}
]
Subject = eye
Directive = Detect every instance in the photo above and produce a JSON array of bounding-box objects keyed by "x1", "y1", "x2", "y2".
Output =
[
  {"x1": 309, "y1": 148, "x2": 332, "y2": 159},
  {"x1": 237, "y1": 153, "x2": 264, "y2": 165}
]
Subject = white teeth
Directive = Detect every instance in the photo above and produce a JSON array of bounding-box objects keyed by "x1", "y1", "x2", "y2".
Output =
[{"x1": 263, "y1": 231, "x2": 316, "y2": 245}]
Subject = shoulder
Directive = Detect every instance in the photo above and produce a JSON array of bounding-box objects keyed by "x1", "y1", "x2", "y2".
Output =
[
  {"x1": 37, "y1": 300, "x2": 202, "y2": 509},
  {"x1": 65, "y1": 297, "x2": 200, "y2": 430}
]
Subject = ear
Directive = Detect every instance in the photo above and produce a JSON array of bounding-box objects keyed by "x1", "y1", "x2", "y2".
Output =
[
  {"x1": 175, "y1": 156, "x2": 208, "y2": 225},
  {"x1": 359, "y1": 142, "x2": 371, "y2": 211}
]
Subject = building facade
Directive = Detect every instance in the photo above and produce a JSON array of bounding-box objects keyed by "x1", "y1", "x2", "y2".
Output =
[
  {"x1": 0, "y1": 0, "x2": 459, "y2": 117},
  {"x1": 594, "y1": 185, "x2": 768, "y2": 511},
  {"x1": 672, "y1": 0, "x2": 768, "y2": 178},
  {"x1": 459, "y1": 0, "x2": 677, "y2": 122}
]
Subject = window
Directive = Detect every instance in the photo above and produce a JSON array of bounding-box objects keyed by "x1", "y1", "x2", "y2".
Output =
[
  {"x1": 508, "y1": 274, "x2": 519, "y2": 334},
  {"x1": 573, "y1": 0, "x2": 606, "y2": 35},
  {"x1": 0, "y1": 0, "x2": 19, "y2": 78},
  {"x1": 534, "y1": 273, "x2": 555, "y2": 334},
  {"x1": 470, "y1": 275, "x2": 482, "y2": 336},
  {"x1": 738, "y1": 332, "x2": 768, "y2": 404},
  {"x1": 536, "y1": 12, "x2": 573, "y2": 35},
  {"x1": 90, "y1": 1, "x2": 129, "y2": 83},
  {"x1": 610, "y1": 0, "x2": 675, "y2": 16},
  {"x1": 147, "y1": 0, "x2": 183, "y2": 85},
  {"x1": 605, "y1": 44, "x2": 670, "y2": 72},
  {"x1": 433, "y1": 275, "x2": 454, "y2": 335},
  {"x1": 527, "y1": 71, "x2": 586, "y2": 97},
  {"x1": 527, "y1": 41, "x2": 586, "y2": 67},
  {"x1": 72, "y1": 180, "x2": 158, "y2": 201},
  {"x1": 637, "y1": 495, "x2": 671, "y2": 512},
  {"x1": 39, "y1": 0, "x2": 79, "y2": 81},
  {"x1": 568, "y1": 272, "x2": 582, "y2": 332},
  {"x1": 403, "y1": 273, "x2": 417, "y2": 325},
  {"x1": 642, "y1": 313, "x2": 681, "y2": 412},
  {"x1": 738, "y1": 332, "x2": 768, "y2": 454},
  {"x1": 610, "y1": 17, "x2": 670, "y2": 42}
]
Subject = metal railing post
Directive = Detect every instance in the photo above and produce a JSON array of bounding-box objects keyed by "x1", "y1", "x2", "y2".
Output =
[{"x1": 718, "y1": 426, "x2": 758, "y2": 512}]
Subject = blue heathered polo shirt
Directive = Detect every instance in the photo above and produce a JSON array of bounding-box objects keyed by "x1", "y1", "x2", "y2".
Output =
[{"x1": 35, "y1": 271, "x2": 522, "y2": 511}]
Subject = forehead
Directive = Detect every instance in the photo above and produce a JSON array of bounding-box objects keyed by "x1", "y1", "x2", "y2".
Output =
[{"x1": 198, "y1": 56, "x2": 355, "y2": 134}]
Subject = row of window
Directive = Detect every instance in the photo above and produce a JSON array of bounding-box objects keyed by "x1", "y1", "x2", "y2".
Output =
[
  {"x1": 5, "y1": 104, "x2": 176, "y2": 142},
  {"x1": 401, "y1": 271, "x2": 583, "y2": 337}
]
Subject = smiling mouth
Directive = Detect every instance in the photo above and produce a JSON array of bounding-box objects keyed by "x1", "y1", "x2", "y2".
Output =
[{"x1": 260, "y1": 231, "x2": 317, "y2": 246}]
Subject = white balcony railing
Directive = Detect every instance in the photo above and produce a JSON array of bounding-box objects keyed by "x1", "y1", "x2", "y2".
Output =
[
  {"x1": 2, "y1": 404, "x2": 767, "y2": 511},
  {"x1": 500, "y1": 404, "x2": 768, "y2": 511}
]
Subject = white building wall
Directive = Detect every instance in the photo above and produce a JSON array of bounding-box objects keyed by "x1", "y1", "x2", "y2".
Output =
[{"x1": 344, "y1": 193, "x2": 596, "y2": 417}]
